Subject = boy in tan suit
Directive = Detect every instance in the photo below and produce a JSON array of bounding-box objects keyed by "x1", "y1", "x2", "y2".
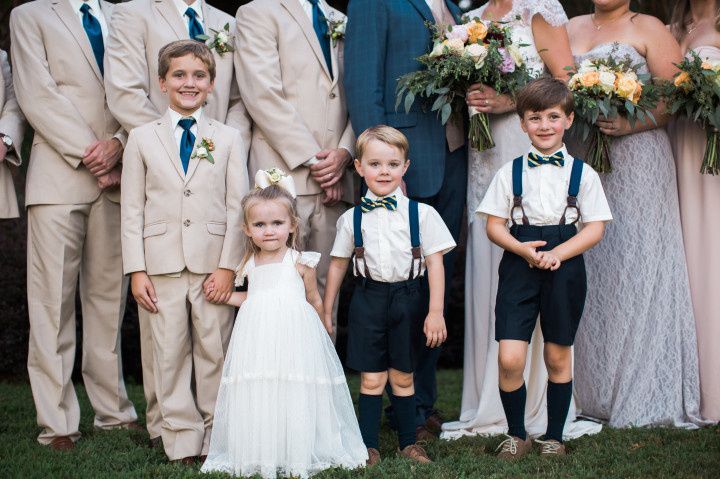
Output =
[
  {"x1": 105, "y1": 0, "x2": 251, "y2": 441},
  {"x1": 0, "y1": 49, "x2": 25, "y2": 219},
  {"x1": 121, "y1": 40, "x2": 248, "y2": 464},
  {"x1": 235, "y1": 0, "x2": 355, "y2": 335},
  {"x1": 10, "y1": 0, "x2": 138, "y2": 450}
]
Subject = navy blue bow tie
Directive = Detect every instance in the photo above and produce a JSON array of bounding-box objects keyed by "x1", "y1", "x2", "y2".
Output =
[
  {"x1": 360, "y1": 195, "x2": 398, "y2": 212},
  {"x1": 528, "y1": 151, "x2": 564, "y2": 168}
]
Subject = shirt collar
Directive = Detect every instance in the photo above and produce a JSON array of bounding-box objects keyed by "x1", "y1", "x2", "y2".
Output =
[
  {"x1": 173, "y1": 0, "x2": 203, "y2": 23},
  {"x1": 168, "y1": 106, "x2": 203, "y2": 129},
  {"x1": 366, "y1": 186, "x2": 405, "y2": 202},
  {"x1": 68, "y1": 0, "x2": 103, "y2": 16},
  {"x1": 527, "y1": 143, "x2": 570, "y2": 162}
]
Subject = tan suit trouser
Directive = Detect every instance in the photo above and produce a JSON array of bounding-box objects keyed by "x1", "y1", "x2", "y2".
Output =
[
  {"x1": 139, "y1": 270, "x2": 233, "y2": 460},
  {"x1": 26, "y1": 196, "x2": 137, "y2": 444},
  {"x1": 296, "y1": 194, "x2": 347, "y2": 341}
]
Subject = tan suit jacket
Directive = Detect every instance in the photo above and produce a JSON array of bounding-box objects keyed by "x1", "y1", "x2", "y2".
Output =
[
  {"x1": 0, "y1": 50, "x2": 25, "y2": 218},
  {"x1": 10, "y1": 0, "x2": 124, "y2": 206},
  {"x1": 235, "y1": 0, "x2": 354, "y2": 199},
  {"x1": 105, "y1": 0, "x2": 251, "y2": 151},
  {"x1": 121, "y1": 111, "x2": 248, "y2": 276}
]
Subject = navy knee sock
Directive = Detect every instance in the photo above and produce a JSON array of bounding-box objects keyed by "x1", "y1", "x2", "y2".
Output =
[
  {"x1": 545, "y1": 380, "x2": 573, "y2": 443},
  {"x1": 499, "y1": 383, "x2": 527, "y2": 440},
  {"x1": 389, "y1": 394, "x2": 417, "y2": 449},
  {"x1": 358, "y1": 393, "x2": 383, "y2": 449}
]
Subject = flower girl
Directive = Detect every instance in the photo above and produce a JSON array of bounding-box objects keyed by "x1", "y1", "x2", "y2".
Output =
[{"x1": 200, "y1": 170, "x2": 367, "y2": 478}]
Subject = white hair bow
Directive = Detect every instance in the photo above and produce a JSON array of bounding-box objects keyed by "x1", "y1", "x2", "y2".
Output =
[{"x1": 254, "y1": 168, "x2": 297, "y2": 198}]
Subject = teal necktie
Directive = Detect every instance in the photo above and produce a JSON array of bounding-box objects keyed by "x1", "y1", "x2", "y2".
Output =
[
  {"x1": 80, "y1": 3, "x2": 104, "y2": 76},
  {"x1": 360, "y1": 195, "x2": 398, "y2": 213},
  {"x1": 307, "y1": 0, "x2": 333, "y2": 78},
  {"x1": 528, "y1": 151, "x2": 564, "y2": 168},
  {"x1": 185, "y1": 7, "x2": 205, "y2": 41},
  {"x1": 178, "y1": 118, "x2": 196, "y2": 173}
]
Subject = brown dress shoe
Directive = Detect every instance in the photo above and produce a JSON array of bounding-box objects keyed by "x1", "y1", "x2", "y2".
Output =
[
  {"x1": 171, "y1": 456, "x2": 197, "y2": 466},
  {"x1": 148, "y1": 437, "x2": 163, "y2": 449},
  {"x1": 496, "y1": 435, "x2": 533, "y2": 460},
  {"x1": 415, "y1": 425, "x2": 437, "y2": 444},
  {"x1": 399, "y1": 444, "x2": 432, "y2": 464},
  {"x1": 535, "y1": 438, "x2": 567, "y2": 456},
  {"x1": 366, "y1": 448, "x2": 381, "y2": 466},
  {"x1": 49, "y1": 436, "x2": 75, "y2": 451},
  {"x1": 118, "y1": 422, "x2": 144, "y2": 431},
  {"x1": 425, "y1": 411, "x2": 444, "y2": 434},
  {"x1": 199, "y1": 455, "x2": 208, "y2": 463}
]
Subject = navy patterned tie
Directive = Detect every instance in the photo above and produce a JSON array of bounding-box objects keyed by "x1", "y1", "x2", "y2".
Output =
[
  {"x1": 185, "y1": 7, "x2": 205, "y2": 41},
  {"x1": 80, "y1": 3, "x2": 104, "y2": 76},
  {"x1": 307, "y1": 0, "x2": 333, "y2": 78},
  {"x1": 527, "y1": 151, "x2": 565, "y2": 168},
  {"x1": 178, "y1": 118, "x2": 196, "y2": 173}
]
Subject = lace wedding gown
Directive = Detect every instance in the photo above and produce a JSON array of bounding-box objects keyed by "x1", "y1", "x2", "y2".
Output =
[
  {"x1": 442, "y1": 0, "x2": 601, "y2": 440},
  {"x1": 567, "y1": 43, "x2": 706, "y2": 428},
  {"x1": 201, "y1": 250, "x2": 367, "y2": 478}
]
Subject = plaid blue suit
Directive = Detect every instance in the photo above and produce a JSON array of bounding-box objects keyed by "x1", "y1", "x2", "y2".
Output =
[{"x1": 345, "y1": 0, "x2": 467, "y2": 429}]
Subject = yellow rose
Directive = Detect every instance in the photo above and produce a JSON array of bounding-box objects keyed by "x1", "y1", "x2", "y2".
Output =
[
  {"x1": 630, "y1": 83, "x2": 642, "y2": 103},
  {"x1": 702, "y1": 61, "x2": 713, "y2": 70},
  {"x1": 674, "y1": 71, "x2": 691, "y2": 89},
  {"x1": 467, "y1": 21, "x2": 488, "y2": 44},
  {"x1": 615, "y1": 74, "x2": 639, "y2": 101},
  {"x1": 579, "y1": 71, "x2": 600, "y2": 88}
]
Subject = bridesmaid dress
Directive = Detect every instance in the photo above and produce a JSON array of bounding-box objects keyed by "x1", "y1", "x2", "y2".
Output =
[
  {"x1": 441, "y1": 0, "x2": 601, "y2": 440},
  {"x1": 668, "y1": 45, "x2": 720, "y2": 422}
]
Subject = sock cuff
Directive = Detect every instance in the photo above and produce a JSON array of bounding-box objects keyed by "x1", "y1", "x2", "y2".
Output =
[
  {"x1": 548, "y1": 380, "x2": 573, "y2": 388},
  {"x1": 359, "y1": 393, "x2": 384, "y2": 400},
  {"x1": 500, "y1": 382, "x2": 527, "y2": 395}
]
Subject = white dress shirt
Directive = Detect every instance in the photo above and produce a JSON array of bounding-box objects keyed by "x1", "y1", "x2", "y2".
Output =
[
  {"x1": 67, "y1": 0, "x2": 108, "y2": 38},
  {"x1": 331, "y1": 187, "x2": 456, "y2": 282},
  {"x1": 168, "y1": 106, "x2": 201, "y2": 157},
  {"x1": 477, "y1": 144, "x2": 613, "y2": 225},
  {"x1": 172, "y1": 0, "x2": 205, "y2": 33},
  {"x1": 297, "y1": 0, "x2": 328, "y2": 20}
]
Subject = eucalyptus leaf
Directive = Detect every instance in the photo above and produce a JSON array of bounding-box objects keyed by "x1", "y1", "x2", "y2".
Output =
[
  {"x1": 441, "y1": 103, "x2": 452, "y2": 125},
  {"x1": 404, "y1": 91, "x2": 415, "y2": 114}
]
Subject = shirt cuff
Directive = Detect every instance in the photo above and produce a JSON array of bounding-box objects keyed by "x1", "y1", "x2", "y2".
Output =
[{"x1": 304, "y1": 156, "x2": 319, "y2": 167}]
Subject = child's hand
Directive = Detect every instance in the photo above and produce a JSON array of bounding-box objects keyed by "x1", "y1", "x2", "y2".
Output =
[
  {"x1": 203, "y1": 268, "x2": 234, "y2": 304},
  {"x1": 537, "y1": 250, "x2": 562, "y2": 271},
  {"x1": 131, "y1": 271, "x2": 158, "y2": 313},
  {"x1": 423, "y1": 311, "x2": 447, "y2": 348},
  {"x1": 516, "y1": 240, "x2": 546, "y2": 268},
  {"x1": 322, "y1": 313, "x2": 334, "y2": 337}
]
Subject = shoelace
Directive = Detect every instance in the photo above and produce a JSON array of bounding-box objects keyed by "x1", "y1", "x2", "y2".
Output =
[
  {"x1": 535, "y1": 438, "x2": 562, "y2": 454},
  {"x1": 495, "y1": 434, "x2": 518, "y2": 455}
]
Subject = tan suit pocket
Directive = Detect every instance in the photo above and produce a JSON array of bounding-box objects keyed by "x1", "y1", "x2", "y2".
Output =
[
  {"x1": 143, "y1": 222, "x2": 168, "y2": 238},
  {"x1": 206, "y1": 222, "x2": 227, "y2": 236}
]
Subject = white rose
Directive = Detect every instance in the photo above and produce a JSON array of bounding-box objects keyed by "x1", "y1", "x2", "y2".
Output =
[
  {"x1": 598, "y1": 71, "x2": 616, "y2": 93},
  {"x1": 445, "y1": 38, "x2": 465, "y2": 56},
  {"x1": 429, "y1": 42, "x2": 445, "y2": 58},
  {"x1": 336, "y1": 21, "x2": 346, "y2": 34},
  {"x1": 196, "y1": 146, "x2": 208, "y2": 157},
  {"x1": 464, "y1": 43, "x2": 488, "y2": 66},
  {"x1": 217, "y1": 32, "x2": 228, "y2": 44},
  {"x1": 507, "y1": 44, "x2": 523, "y2": 66},
  {"x1": 623, "y1": 70, "x2": 638, "y2": 81},
  {"x1": 578, "y1": 59, "x2": 595, "y2": 73}
]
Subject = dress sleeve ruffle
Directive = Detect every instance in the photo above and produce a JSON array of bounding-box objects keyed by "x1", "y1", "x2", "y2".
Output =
[
  {"x1": 520, "y1": 0, "x2": 568, "y2": 27},
  {"x1": 234, "y1": 257, "x2": 254, "y2": 287},
  {"x1": 298, "y1": 251, "x2": 321, "y2": 268}
]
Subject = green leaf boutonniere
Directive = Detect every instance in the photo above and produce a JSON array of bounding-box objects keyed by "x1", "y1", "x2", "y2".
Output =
[
  {"x1": 192, "y1": 137, "x2": 215, "y2": 164},
  {"x1": 326, "y1": 14, "x2": 346, "y2": 47},
  {"x1": 195, "y1": 23, "x2": 234, "y2": 56}
]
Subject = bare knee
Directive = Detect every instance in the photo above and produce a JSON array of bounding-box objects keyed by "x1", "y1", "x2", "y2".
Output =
[
  {"x1": 360, "y1": 372, "x2": 388, "y2": 395},
  {"x1": 388, "y1": 369, "x2": 414, "y2": 396},
  {"x1": 544, "y1": 344, "x2": 572, "y2": 379},
  {"x1": 498, "y1": 351, "x2": 525, "y2": 378}
]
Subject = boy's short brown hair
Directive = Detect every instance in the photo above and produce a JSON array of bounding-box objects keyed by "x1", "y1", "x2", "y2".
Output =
[
  {"x1": 515, "y1": 77, "x2": 574, "y2": 117},
  {"x1": 356, "y1": 125, "x2": 410, "y2": 161},
  {"x1": 158, "y1": 40, "x2": 216, "y2": 81}
]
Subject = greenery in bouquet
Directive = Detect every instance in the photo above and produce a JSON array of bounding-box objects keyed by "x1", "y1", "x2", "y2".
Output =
[
  {"x1": 568, "y1": 51, "x2": 659, "y2": 173},
  {"x1": 663, "y1": 52, "x2": 720, "y2": 175},
  {"x1": 395, "y1": 18, "x2": 531, "y2": 151}
]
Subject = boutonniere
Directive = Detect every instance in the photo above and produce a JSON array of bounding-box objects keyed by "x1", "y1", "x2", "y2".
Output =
[
  {"x1": 196, "y1": 23, "x2": 234, "y2": 56},
  {"x1": 192, "y1": 137, "x2": 215, "y2": 164},
  {"x1": 326, "y1": 14, "x2": 346, "y2": 47}
]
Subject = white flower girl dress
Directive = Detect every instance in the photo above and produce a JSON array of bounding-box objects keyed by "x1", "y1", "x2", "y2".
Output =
[{"x1": 201, "y1": 249, "x2": 367, "y2": 478}]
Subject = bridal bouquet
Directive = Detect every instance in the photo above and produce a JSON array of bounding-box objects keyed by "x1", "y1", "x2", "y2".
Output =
[
  {"x1": 663, "y1": 52, "x2": 720, "y2": 175},
  {"x1": 396, "y1": 18, "x2": 531, "y2": 151},
  {"x1": 568, "y1": 55, "x2": 659, "y2": 173}
]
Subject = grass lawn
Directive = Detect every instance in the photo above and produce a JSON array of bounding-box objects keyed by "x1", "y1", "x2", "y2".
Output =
[{"x1": 1, "y1": 369, "x2": 718, "y2": 478}]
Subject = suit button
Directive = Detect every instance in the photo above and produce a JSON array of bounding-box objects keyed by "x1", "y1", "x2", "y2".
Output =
[
  {"x1": 329, "y1": 92, "x2": 337, "y2": 99},
  {"x1": 183, "y1": 219, "x2": 190, "y2": 227},
  {"x1": 184, "y1": 189, "x2": 191, "y2": 197}
]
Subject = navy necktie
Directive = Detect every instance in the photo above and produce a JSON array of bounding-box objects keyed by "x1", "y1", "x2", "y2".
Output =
[
  {"x1": 79, "y1": 3, "x2": 104, "y2": 76},
  {"x1": 307, "y1": 0, "x2": 332, "y2": 78},
  {"x1": 185, "y1": 7, "x2": 205, "y2": 41},
  {"x1": 178, "y1": 118, "x2": 196, "y2": 173}
]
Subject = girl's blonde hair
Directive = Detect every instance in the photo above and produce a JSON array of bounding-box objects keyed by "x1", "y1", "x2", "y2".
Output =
[
  {"x1": 670, "y1": 0, "x2": 720, "y2": 40},
  {"x1": 238, "y1": 184, "x2": 301, "y2": 274}
]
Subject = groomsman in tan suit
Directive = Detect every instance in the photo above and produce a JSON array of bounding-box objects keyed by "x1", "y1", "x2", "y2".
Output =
[
  {"x1": 104, "y1": 0, "x2": 251, "y2": 443},
  {"x1": 121, "y1": 40, "x2": 247, "y2": 463},
  {"x1": 0, "y1": 50, "x2": 25, "y2": 219},
  {"x1": 235, "y1": 0, "x2": 355, "y2": 334},
  {"x1": 10, "y1": 0, "x2": 138, "y2": 450}
]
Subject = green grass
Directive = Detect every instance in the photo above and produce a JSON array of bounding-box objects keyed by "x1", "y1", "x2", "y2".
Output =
[{"x1": 1, "y1": 370, "x2": 718, "y2": 478}]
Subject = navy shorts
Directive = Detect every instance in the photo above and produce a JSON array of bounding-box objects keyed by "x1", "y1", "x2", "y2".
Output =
[
  {"x1": 346, "y1": 277, "x2": 428, "y2": 373},
  {"x1": 495, "y1": 224, "x2": 587, "y2": 346}
]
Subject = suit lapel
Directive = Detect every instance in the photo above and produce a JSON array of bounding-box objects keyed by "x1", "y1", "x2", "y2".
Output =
[
  {"x1": 154, "y1": 112, "x2": 186, "y2": 182},
  {"x1": 406, "y1": 0, "x2": 434, "y2": 23},
  {"x1": 51, "y1": 0, "x2": 103, "y2": 84},
  {"x1": 184, "y1": 114, "x2": 215, "y2": 184},
  {"x1": 280, "y1": 0, "x2": 332, "y2": 80},
  {"x1": 327, "y1": 6, "x2": 343, "y2": 87},
  {"x1": 155, "y1": 0, "x2": 188, "y2": 40}
]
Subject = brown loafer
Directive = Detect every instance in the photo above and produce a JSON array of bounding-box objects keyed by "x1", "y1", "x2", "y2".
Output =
[
  {"x1": 148, "y1": 436, "x2": 163, "y2": 449},
  {"x1": 415, "y1": 425, "x2": 437, "y2": 444},
  {"x1": 496, "y1": 435, "x2": 532, "y2": 460},
  {"x1": 535, "y1": 438, "x2": 567, "y2": 456},
  {"x1": 118, "y1": 422, "x2": 144, "y2": 431},
  {"x1": 366, "y1": 447, "x2": 381, "y2": 466},
  {"x1": 425, "y1": 411, "x2": 444, "y2": 434},
  {"x1": 398, "y1": 443, "x2": 432, "y2": 464},
  {"x1": 199, "y1": 455, "x2": 208, "y2": 463},
  {"x1": 49, "y1": 436, "x2": 75, "y2": 451},
  {"x1": 171, "y1": 456, "x2": 197, "y2": 466}
]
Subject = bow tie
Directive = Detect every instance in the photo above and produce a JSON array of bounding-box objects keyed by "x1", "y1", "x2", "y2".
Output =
[
  {"x1": 528, "y1": 151, "x2": 565, "y2": 168},
  {"x1": 360, "y1": 195, "x2": 398, "y2": 213}
]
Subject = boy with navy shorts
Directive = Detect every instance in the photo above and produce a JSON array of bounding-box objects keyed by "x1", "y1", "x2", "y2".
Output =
[
  {"x1": 478, "y1": 78, "x2": 612, "y2": 458},
  {"x1": 323, "y1": 126, "x2": 456, "y2": 466}
]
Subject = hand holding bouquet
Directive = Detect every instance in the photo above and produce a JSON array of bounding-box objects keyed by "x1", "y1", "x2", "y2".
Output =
[
  {"x1": 568, "y1": 52, "x2": 658, "y2": 173},
  {"x1": 396, "y1": 18, "x2": 531, "y2": 151},
  {"x1": 662, "y1": 52, "x2": 720, "y2": 175}
]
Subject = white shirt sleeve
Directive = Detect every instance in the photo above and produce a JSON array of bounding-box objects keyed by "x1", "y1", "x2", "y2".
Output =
[
  {"x1": 330, "y1": 212, "x2": 355, "y2": 258},
  {"x1": 476, "y1": 165, "x2": 513, "y2": 220},
  {"x1": 419, "y1": 205, "x2": 456, "y2": 257},
  {"x1": 578, "y1": 167, "x2": 613, "y2": 223}
]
